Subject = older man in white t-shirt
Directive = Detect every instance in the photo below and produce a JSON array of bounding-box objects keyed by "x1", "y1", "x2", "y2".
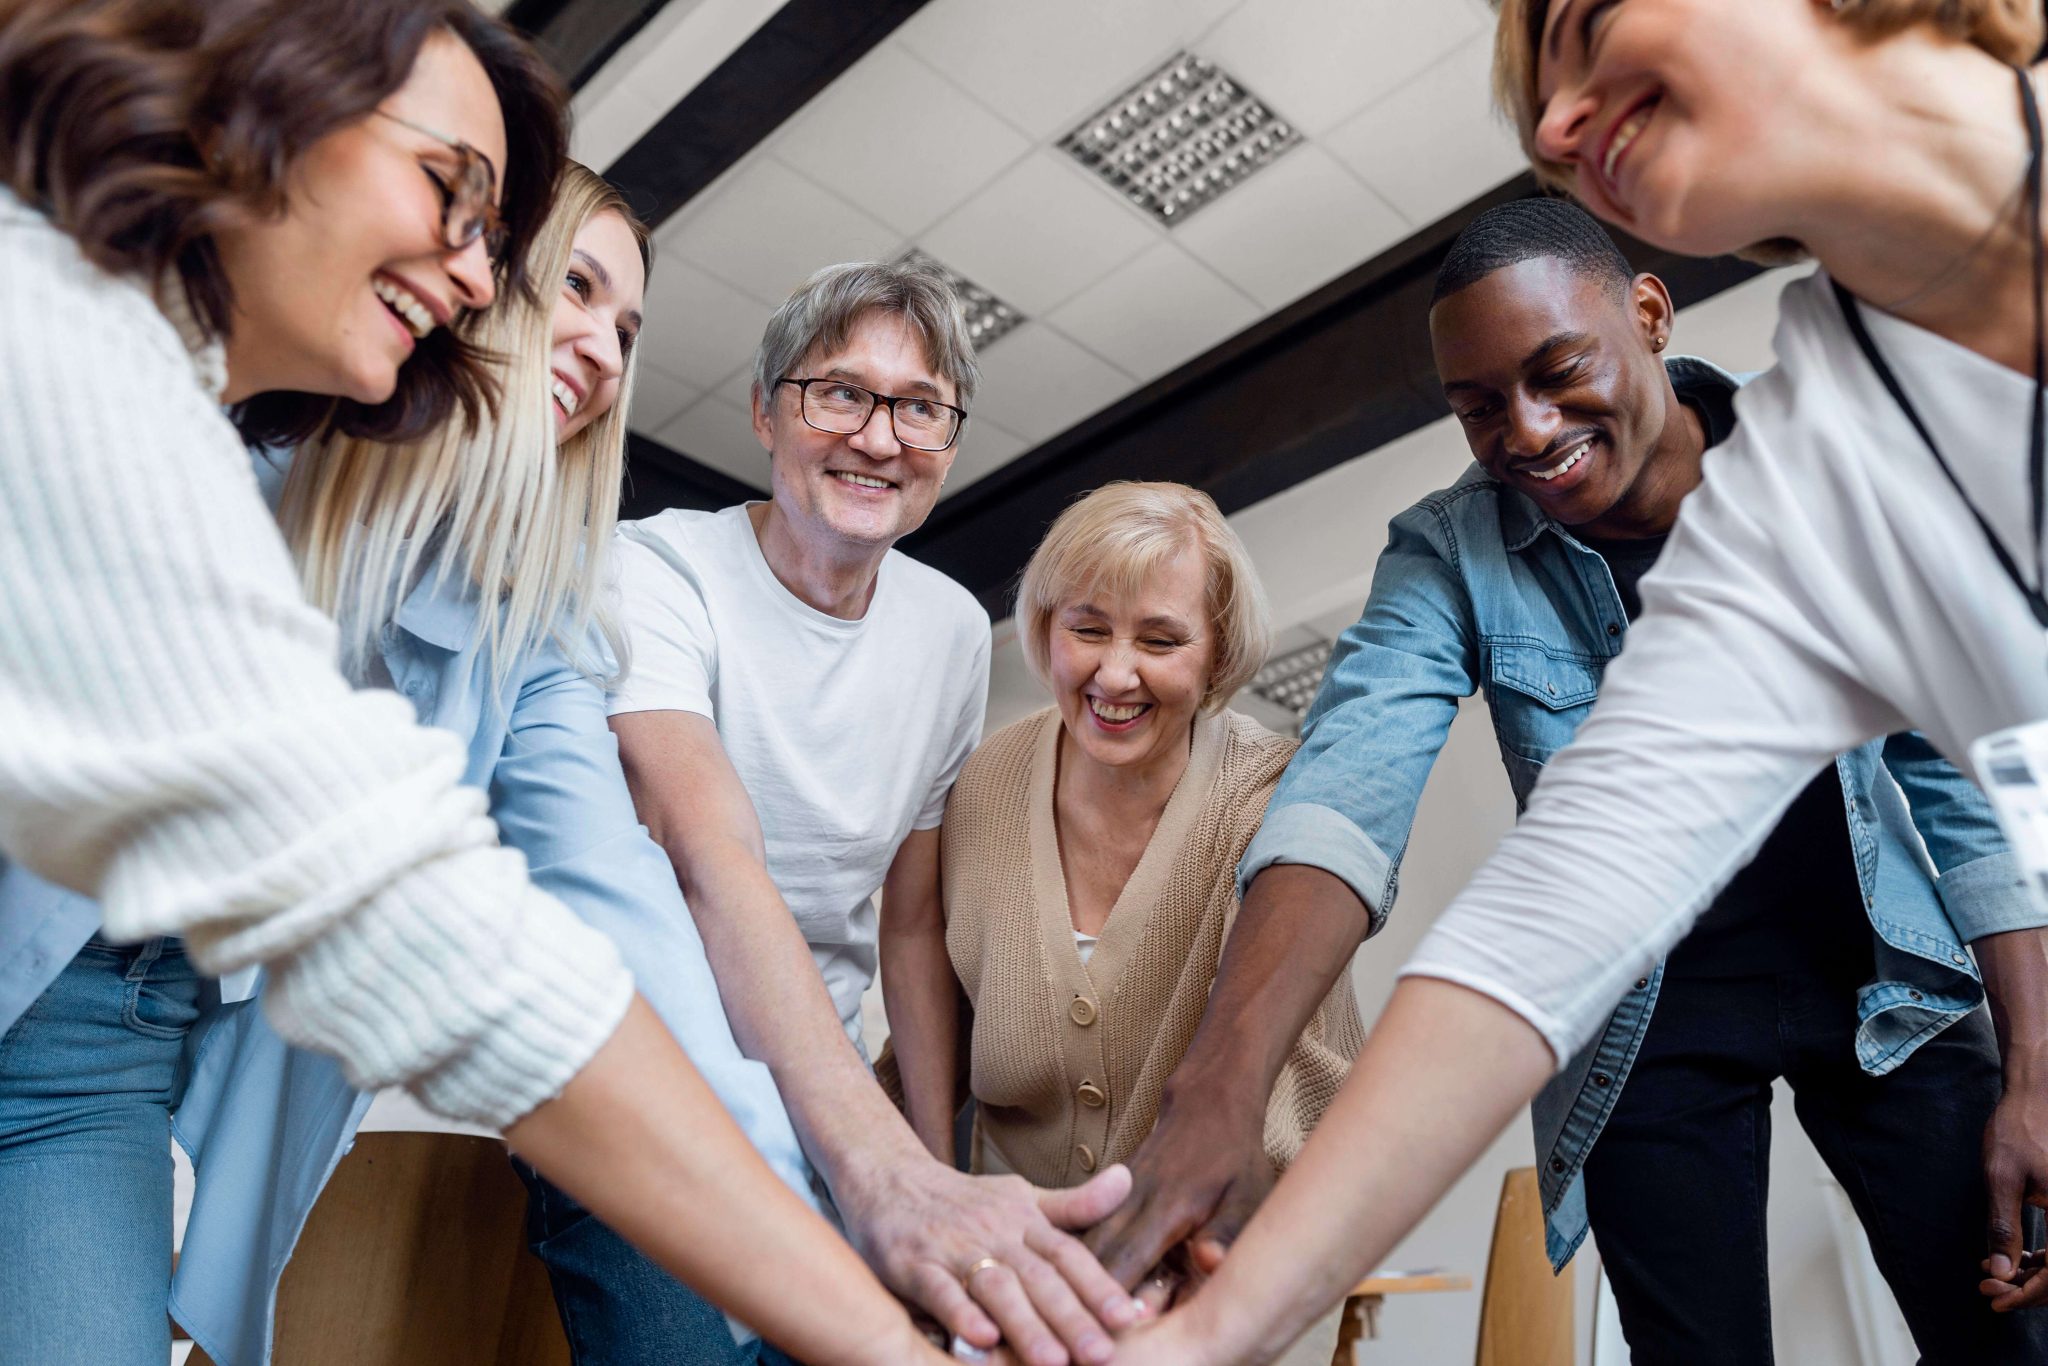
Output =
[{"x1": 573, "y1": 259, "x2": 1142, "y2": 1366}]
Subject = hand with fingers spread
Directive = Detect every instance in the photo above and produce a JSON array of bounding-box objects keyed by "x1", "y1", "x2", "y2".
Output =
[
  {"x1": 1981, "y1": 1082, "x2": 2048, "y2": 1311},
  {"x1": 834, "y1": 1155, "x2": 1145, "y2": 1366}
]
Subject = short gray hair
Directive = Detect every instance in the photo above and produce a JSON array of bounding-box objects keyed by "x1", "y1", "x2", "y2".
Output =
[{"x1": 753, "y1": 258, "x2": 981, "y2": 416}]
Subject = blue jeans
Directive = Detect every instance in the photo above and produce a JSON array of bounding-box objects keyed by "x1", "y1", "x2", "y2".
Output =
[
  {"x1": 0, "y1": 937, "x2": 201, "y2": 1365},
  {"x1": 514, "y1": 1159, "x2": 802, "y2": 1365}
]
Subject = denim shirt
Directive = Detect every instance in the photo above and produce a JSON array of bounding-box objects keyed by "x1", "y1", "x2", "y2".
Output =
[
  {"x1": 1240, "y1": 358, "x2": 2038, "y2": 1271},
  {"x1": 0, "y1": 565, "x2": 822, "y2": 1364}
]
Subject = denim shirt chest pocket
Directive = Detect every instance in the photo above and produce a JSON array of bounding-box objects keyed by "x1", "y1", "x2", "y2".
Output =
[{"x1": 1482, "y1": 642, "x2": 1607, "y2": 807}]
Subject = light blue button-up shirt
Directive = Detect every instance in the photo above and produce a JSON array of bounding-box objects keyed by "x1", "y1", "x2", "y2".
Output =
[
  {"x1": 1239, "y1": 357, "x2": 2038, "y2": 1271},
  {"x1": 0, "y1": 562, "x2": 822, "y2": 1365}
]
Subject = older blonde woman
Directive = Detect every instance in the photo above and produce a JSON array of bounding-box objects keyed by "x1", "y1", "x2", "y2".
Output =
[{"x1": 883, "y1": 481, "x2": 1363, "y2": 1366}]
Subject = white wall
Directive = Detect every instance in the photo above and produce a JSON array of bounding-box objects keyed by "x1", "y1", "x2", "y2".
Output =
[{"x1": 960, "y1": 265, "x2": 1886, "y2": 1364}]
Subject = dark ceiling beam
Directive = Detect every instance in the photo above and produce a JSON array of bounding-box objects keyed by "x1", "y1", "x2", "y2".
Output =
[
  {"x1": 503, "y1": 0, "x2": 673, "y2": 92},
  {"x1": 601, "y1": 0, "x2": 934, "y2": 230},
  {"x1": 897, "y1": 173, "x2": 1763, "y2": 617},
  {"x1": 622, "y1": 434, "x2": 763, "y2": 517}
]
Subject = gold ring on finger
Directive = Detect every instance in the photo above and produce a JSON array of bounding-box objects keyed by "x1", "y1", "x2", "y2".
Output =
[{"x1": 961, "y1": 1256, "x2": 1004, "y2": 1284}]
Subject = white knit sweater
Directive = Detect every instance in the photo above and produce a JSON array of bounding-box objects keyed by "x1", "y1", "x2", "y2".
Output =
[{"x1": 0, "y1": 190, "x2": 633, "y2": 1128}]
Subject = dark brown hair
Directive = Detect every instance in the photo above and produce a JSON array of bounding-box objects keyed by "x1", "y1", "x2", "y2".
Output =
[{"x1": 0, "y1": 0, "x2": 568, "y2": 444}]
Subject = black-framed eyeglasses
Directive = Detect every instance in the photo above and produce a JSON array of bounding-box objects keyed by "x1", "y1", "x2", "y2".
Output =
[
  {"x1": 775, "y1": 377, "x2": 966, "y2": 452},
  {"x1": 373, "y1": 110, "x2": 508, "y2": 260}
]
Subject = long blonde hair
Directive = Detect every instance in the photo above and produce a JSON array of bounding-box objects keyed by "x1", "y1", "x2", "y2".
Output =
[{"x1": 281, "y1": 162, "x2": 647, "y2": 687}]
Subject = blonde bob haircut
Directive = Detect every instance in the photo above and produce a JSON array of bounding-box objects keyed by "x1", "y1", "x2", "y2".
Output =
[
  {"x1": 281, "y1": 161, "x2": 649, "y2": 688},
  {"x1": 1016, "y1": 481, "x2": 1272, "y2": 715},
  {"x1": 1494, "y1": 0, "x2": 2043, "y2": 257}
]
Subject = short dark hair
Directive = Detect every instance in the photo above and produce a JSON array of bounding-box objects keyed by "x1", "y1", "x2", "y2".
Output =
[
  {"x1": 1431, "y1": 196, "x2": 1635, "y2": 307},
  {"x1": 0, "y1": 0, "x2": 568, "y2": 447}
]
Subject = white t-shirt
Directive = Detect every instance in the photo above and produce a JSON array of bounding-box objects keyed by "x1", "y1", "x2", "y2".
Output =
[
  {"x1": 607, "y1": 503, "x2": 991, "y2": 1048},
  {"x1": 1404, "y1": 269, "x2": 2048, "y2": 1063}
]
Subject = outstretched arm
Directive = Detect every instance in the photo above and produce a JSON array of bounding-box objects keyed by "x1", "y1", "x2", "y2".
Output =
[
  {"x1": 1110, "y1": 980, "x2": 1553, "y2": 1366},
  {"x1": 880, "y1": 826, "x2": 968, "y2": 1162},
  {"x1": 509, "y1": 999, "x2": 949, "y2": 1366},
  {"x1": 1114, "y1": 448, "x2": 1896, "y2": 1362},
  {"x1": 613, "y1": 710, "x2": 1140, "y2": 1366},
  {"x1": 1087, "y1": 504, "x2": 1480, "y2": 1285}
]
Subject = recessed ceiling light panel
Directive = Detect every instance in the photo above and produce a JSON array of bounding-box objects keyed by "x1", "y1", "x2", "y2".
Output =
[
  {"x1": 1248, "y1": 636, "x2": 1334, "y2": 732},
  {"x1": 900, "y1": 249, "x2": 1027, "y2": 350},
  {"x1": 1059, "y1": 52, "x2": 1301, "y2": 226}
]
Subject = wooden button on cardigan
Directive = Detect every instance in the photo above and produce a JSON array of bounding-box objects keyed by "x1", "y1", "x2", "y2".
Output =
[{"x1": 942, "y1": 707, "x2": 1366, "y2": 1187}]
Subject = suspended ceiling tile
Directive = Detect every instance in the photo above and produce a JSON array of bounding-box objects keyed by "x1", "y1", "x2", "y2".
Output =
[
  {"x1": 1174, "y1": 144, "x2": 1409, "y2": 310},
  {"x1": 717, "y1": 365, "x2": 759, "y2": 414},
  {"x1": 1046, "y1": 240, "x2": 1262, "y2": 385},
  {"x1": 919, "y1": 150, "x2": 1159, "y2": 317},
  {"x1": 895, "y1": 0, "x2": 1242, "y2": 142},
  {"x1": 941, "y1": 417, "x2": 1031, "y2": 497},
  {"x1": 635, "y1": 254, "x2": 772, "y2": 390},
  {"x1": 776, "y1": 43, "x2": 1034, "y2": 239},
  {"x1": 1201, "y1": 0, "x2": 1482, "y2": 136},
  {"x1": 654, "y1": 392, "x2": 770, "y2": 487},
  {"x1": 626, "y1": 362, "x2": 702, "y2": 436},
  {"x1": 661, "y1": 157, "x2": 904, "y2": 307},
  {"x1": 967, "y1": 321, "x2": 1134, "y2": 444},
  {"x1": 1326, "y1": 36, "x2": 1526, "y2": 227}
]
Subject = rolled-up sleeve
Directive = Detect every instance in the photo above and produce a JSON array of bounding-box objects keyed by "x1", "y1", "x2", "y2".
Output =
[
  {"x1": 1878, "y1": 730, "x2": 2039, "y2": 942},
  {"x1": 1237, "y1": 500, "x2": 1482, "y2": 932},
  {"x1": 1402, "y1": 436, "x2": 1898, "y2": 1063},
  {"x1": 0, "y1": 221, "x2": 632, "y2": 1131}
]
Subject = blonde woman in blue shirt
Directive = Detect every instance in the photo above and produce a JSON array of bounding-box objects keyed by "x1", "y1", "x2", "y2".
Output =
[{"x1": 0, "y1": 163, "x2": 834, "y2": 1366}]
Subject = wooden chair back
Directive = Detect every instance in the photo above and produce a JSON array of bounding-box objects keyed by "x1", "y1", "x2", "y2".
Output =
[
  {"x1": 190, "y1": 1130, "x2": 571, "y2": 1366},
  {"x1": 1474, "y1": 1166, "x2": 1574, "y2": 1366}
]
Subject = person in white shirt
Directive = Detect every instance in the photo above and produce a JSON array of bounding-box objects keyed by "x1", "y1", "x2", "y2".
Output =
[
  {"x1": 0, "y1": 4, "x2": 955, "y2": 1362},
  {"x1": 1106, "y1": 1, "x2": 2048, "y2": 1361},
  {"x1": 594, "y1": 258, "x2": 1144, "y2": 1366}
]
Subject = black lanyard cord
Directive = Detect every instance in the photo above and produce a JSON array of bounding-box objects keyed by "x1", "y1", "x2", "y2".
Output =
[{"x1": 1833, "y1": 64, "x2": 2048, "y2": 630}]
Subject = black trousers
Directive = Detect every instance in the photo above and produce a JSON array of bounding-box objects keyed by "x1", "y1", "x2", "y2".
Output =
[{"x1": 1582, "y1": 968, "x2": 2048, "y2": 1365}]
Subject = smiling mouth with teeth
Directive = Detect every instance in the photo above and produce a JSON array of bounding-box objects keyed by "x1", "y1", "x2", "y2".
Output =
[
  {"x1": 1088, "y1": 698, "x2": 1150, "y2": 724},
  {"x1": 1528, "y1": 440, "x2": 1592, "y2": 482},
  {"x1": 831, "y1": 471, "x2": 893, "y2": 491},
  {"x1": 371, "y1": 276, "x2": 436, "y2": 340},
  {"x1": 551, "y1": 376, "x2": 581, "y2": 421},
  {"x1": 1603, "y1": 98, "x2": 1658, "y2": 185}
]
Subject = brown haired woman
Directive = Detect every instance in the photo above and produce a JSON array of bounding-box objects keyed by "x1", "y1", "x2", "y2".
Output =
[
  {"x1": 1107, "y1": 2, "x2": 2048, "y2": 1362},
  {"x1": 0, "y1": 3, "x2": 948, "y2": 1363}
]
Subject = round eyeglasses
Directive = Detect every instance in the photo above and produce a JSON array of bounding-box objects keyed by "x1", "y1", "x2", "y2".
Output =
[
  {"x1": 775, "y1": 377, "x2": 966, "y2": 452},
  {"x1": 373, "y1": 110, "x2": 509, "y2": 260}
]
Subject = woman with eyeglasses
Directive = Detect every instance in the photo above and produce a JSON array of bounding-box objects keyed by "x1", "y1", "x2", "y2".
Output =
[
  {"x1": 0, "y1": 3, "x2": 949, "y2": 1363},
  {"x1": 1103, "y1": 1, "x2": 2048, "y2": 1363}
]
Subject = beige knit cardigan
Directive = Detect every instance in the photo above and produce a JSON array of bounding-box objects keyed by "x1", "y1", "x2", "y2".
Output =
[{"x1": 942, "y1": 707, "x2": 1366, "y2": 1188}]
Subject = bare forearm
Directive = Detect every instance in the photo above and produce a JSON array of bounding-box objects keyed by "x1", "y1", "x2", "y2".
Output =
[
  {"x1": 508, "y1": 997, "x2": 942, "y2": 1366},
  {"x1": 1167, "y1": 864, "x2": 1371, "y2": 1113},
  {"x1": 880, "y1": 920, "x2": 965, "y2": 1161},
  {"x1": 1978, "y1": 928, "x2": 2048, "y2": 1084},
  {"x1": 1181, "y1": 978, "x2": 1552, "y2": 1363},
  {"x1": 681, "y1": 842, "x2": 921, "y2": 1181}
]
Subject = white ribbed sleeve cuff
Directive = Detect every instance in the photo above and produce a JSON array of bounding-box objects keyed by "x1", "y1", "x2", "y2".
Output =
[
  {"x1": 244, "y1": 856, "x2": 633, "y2": 1129},
  {"x1": 0, "y1": 196, "x2": 633, "y2": 1131}
]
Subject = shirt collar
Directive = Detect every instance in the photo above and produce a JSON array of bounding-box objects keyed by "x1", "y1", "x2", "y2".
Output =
[
  {"x1": 1499, "y1": 354, "x2": 1745, "y2": 553},
  {"x1": 392, "y1": 562, "x2": 482, "y2": 653}
]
